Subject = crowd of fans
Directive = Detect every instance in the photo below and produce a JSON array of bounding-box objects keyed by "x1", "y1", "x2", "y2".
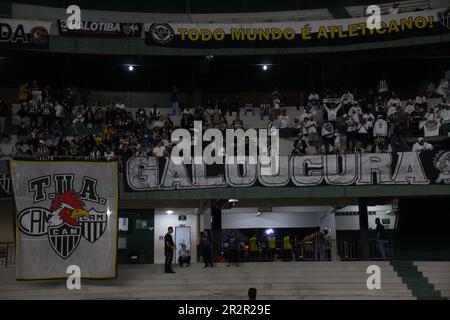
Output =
[{"x1": 0, "y1": 79, "x2": 449, "y2": 161}]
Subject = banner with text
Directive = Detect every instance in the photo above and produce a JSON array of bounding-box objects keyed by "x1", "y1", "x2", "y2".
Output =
[
  {"x1": 12, "y1": 161, "x2": 119, "y2": 280},
  {"x1": 145, "y1": 7, "x2": 450, "y2": 48},
  {"x1": 125, "y1": 151, "x2": 450, "y2": 191},
  {"x1": 0, "y1": 160, "x2": 12, "y2": 198},
  {"x1": 0, "y1": 19, "x2": 51, "y2": 49},
  {"x1": 57, "y1": 20, "x2": 142, "y2": 37}
]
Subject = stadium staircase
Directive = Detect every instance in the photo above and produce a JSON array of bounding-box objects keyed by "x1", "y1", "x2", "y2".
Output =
[
  {"x1": 0, "y1": 262, "x2": 415, "y2": 299},
  {"x1": 414, "y1": 262, "x2": 450, "y2": 299},
  {"x1": 391, "y1": 261, "x2": 447, "y2": 300}
]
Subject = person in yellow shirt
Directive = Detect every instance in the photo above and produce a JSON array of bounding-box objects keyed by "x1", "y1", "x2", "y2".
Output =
[
  {"x1": 19, "y1": 83, "x2": 30, "y2": 103},
  {"x1": 283, "y1": 234, "x2": 293, "y2": 261},
  {"x1": 268, "y1": 235, "x2": 276, "y2": 261},
  {"x1": 249, "y1": 234, "x2": 259, "y2": 261}
]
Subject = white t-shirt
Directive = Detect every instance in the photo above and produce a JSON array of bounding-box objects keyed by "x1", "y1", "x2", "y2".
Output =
[
  {"x1": 115, "y1": 103, "x2": 126, "y2": 110},
  {"x1": 373, "y1": 119, "x2": 388, "y2": 137},
  {"x1": 300, "y1": 110, "x2": 316, "y2": 121},
  {"x1": 279, "y1": 115, "x2": 289, "y2": 129},
  {"x1": 439, "y1": 109, "x2": 450, "y2": 124},
  {"x1": 419, "y1": 119, "x2": 441, "y2": 137},
  {"x1": 387, "y1": 98, "x2": 401, "y2": 108},
  {"x1": 412, "y1": 142, "x2": 433, "y2": 152},
  {"x1": 273, "y1": 98, "x2": 280, "y2": 109},
  {"x1": 387, "y1": 106, "x2": 398, "y2": 118},
  {"x1": 55, "y1": 104, "x2": 63, "y2": 117},
  {"x1": 153, "y1": 146, "x2": 166, "y2": 157},
  {"x1": 308, "y1": 93, "x2": 319, "y2": 101},
  {"x1": 324, "y1": 103, "x2": 341, "y2": 121},
  {"x1": 304, "y1": 120, "x2": 317, "y2": 134},
  {"x1": 404, "y1": 104, "x2": 415, "y2": 114}
]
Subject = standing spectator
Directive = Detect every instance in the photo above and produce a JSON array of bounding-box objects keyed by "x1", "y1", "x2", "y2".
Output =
[
  {"x1": 200, "y1": 229, "x2": 213, "y2": 268},
  {"x1": 259, "y1": 99, "x2": 271, "y2": 120},
  {"x1": 375, "y1": 218, "x2": 387, "y2": 260},
  {"x1": 243, "y1": 101, "x2": 255, "y2": 116},
  {"x1": 311, "y1": 227, "x2": 325, "y2": 261},
  {"x1": 231, "y1": 114, "x2": 244, "y2": 130},
  {"x1": 164, "y1": 226, "x2": 176, "y2": 273},
  {"x1": 169, "y1": 86, "x2": 181, "y2": 116},
  {"x1": 249, "y1": 233, "x2": 259, "y2": 261},
  {"x1": 227, "y1": 230, "x2": 239, "y2": 267},
  {"x1": 283, "y1": 234, "x2": 293, "y2": 261},
  {"x1": 278, "y1": 109, "x2": 290, "y2": 129},
  {"x1": 343, "y1": 114, "x2": 357, "y2": 151},
  {"x1": 272, "y1": 95, "x2": 281, "y2": 119}
]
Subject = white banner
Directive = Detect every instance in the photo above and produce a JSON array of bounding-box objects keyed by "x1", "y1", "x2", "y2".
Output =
[
  {"x1": 11, "y1": 161, "x2": 118, "y2": 280},
  {"x1": 0, "y1": 19, "x2": 52, "y2": 49}
]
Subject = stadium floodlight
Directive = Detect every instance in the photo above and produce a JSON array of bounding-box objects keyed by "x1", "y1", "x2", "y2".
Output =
[
  {"x1": 262, "y1": 64, "x2": 268, "y2": 71},
  {"x1": 166, "y1": 210, "x2": 174, "y2": 215},
  {"x1": 128, "y1": 65, "x2": 134, "y2": 71}
]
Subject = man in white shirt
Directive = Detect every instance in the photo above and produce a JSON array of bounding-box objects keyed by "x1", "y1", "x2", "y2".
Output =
[
  {"x1": 115, "y1": 99, "x2": 126, "y2": 110},
  {"x1": 308, "y1": 91, "x2": 320, "y2": 106},
  {"x1": 0, "y1": 136, "x2": 16, "y2": 158},
  {"x1": 299, "y1": 105, "x2": 317, "y2": 122},
  {"x1": 387, "y1": 93, "x2": 401, "y2": 109},
  {"x1": 419, "y1": 118, "x2": 441, "y2": 137},
  {"x1": 152, "y1": 140, "x2": 166, "y2": 158},
  {"x1": 373, "y1": 115, "x2": 388, "y2": 138},
  {"x1": 404, "y1": 99, "x2": 415, "y2": 115},
  {"x1": 412, "y1": 137, "x2": 433, "y2": 152},
  {"x1": 278, "y1": 110, "x2": 290, "y2": 129},
  {"x1": 323, "y1": 101, "x2": 341, "y2": 124}
]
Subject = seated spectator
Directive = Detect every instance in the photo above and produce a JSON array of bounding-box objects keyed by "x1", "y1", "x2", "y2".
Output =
[
  {"x1": 375, "y1": 136, "x2": 392, "y2": 153},
  {"x1": 232, "y1": 114, "x2": 244, "y2": 130},
  {"x1": 178, "y1": 244, "x2": 191, "y2": 267},
  {"x1": 373, "y1": 115, "x2": 388, "y2": 138},
  {"x1": 278, "y1": 109, "x2": 289, "y2": 129},
  {"x1": 412, "y1": 137, "x2": 433, "y2": 152},
  {"x1": 104, "y1": 146, "x2": 115, "y2": 161},
  {"x1": 152, "y1": 140, "x2": 166, "y2": 158},
  {"x1": 0, "y1": 135, "x2": 16, "y2": 158},
  {"x1": 292, "y1": 134, "x2": 308, "y2": 155},
  {"x1": 415, "y1": 94, "x2": 428, "y2": 111}
]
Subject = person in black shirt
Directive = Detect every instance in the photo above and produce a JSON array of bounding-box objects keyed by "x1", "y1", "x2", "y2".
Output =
[
  {"x1": 375, "y1": 218, "x2": 387, "y2": 260},
  {"x1": 164, "y1": 226, "x2": 176, "y2": 273},
  {"x1": 248, "y1": 287, "x2": 257, "y2": 300}
]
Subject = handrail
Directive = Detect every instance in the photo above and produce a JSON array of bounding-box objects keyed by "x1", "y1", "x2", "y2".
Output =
[{"x1": 0, "y1": 242, "x2": 16, "y2": 267}]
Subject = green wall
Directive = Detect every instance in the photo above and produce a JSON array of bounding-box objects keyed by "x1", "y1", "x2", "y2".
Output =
[{"x1": 117, "y1": 209, "x2": 154, "y2": 264}]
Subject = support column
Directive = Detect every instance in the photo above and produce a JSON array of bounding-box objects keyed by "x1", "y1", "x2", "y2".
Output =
[
  {"x1": 359, "y1": 198, "x2": 369, "y2": 260},
  {"x1": 211, "y1": 204, "x2": 222, "y2": 260}
]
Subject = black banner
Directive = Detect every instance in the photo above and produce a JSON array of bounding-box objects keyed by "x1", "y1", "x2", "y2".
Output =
[
  {"x1": 124, "y1": 151, "x2": 450, "y2": 192},
  {"x1": 57, "y1": 20, "x2": 142, "y2": 38},
  {"x1": 145, "y1": 7, "x2": 450, "y2": 48}
]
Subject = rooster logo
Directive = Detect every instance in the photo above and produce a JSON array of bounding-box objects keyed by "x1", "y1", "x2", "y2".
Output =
[{"x1": 18, "y1": 190, "x2": 108, "y2": 259}]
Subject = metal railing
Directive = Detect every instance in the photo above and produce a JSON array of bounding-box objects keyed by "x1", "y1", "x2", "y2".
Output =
[
  {"x1": 363, "y1": 0, "x2": 431, "y2": 16},
  {"x1": 337, "y1": 239, "x2": 394, "y2": 260},
  {"x1": 0, "y1": 242, "x2": 16, "y2": 267}
]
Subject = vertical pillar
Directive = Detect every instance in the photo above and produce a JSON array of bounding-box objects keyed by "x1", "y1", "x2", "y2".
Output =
[
  {"x1": 211, "y1": 205, "x2": 222, "y2": 259},
  {"x1": 359, "y1": 198, "x2": 369, "y2": 260}
]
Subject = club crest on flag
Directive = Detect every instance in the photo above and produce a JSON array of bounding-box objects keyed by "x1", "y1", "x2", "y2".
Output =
[{"x1": 18, "y1": 188, "x2": 109, "y2": 260}]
